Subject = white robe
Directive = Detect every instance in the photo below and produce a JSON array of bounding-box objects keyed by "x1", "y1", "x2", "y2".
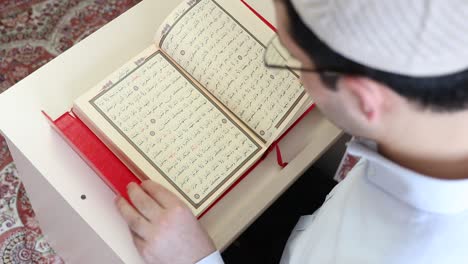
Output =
[{"x1": 200, "y1": 139, "x2": 468, "y2": 263}]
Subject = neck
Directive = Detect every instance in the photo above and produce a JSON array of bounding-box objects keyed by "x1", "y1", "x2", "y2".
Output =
[{"x1": 377, "y1": 110, "x2": 468, "y2": 180}]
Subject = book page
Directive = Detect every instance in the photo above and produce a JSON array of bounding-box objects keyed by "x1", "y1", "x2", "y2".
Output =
[
  {"x1": 155, "y1": 0, "x2": 309, "y2": 144},
  {"x1": 74, "y1": 47, "x2": 263, "y2": 213}
]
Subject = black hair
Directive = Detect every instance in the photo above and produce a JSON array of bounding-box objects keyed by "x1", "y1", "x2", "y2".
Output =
[{"x1": 284, "y1": 0, "x2": 468, "y2": 112}]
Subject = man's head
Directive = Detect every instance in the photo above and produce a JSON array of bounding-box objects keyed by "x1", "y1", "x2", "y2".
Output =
[{"x1": 273, "y1": 0, "x2": 468, "y2": 142}]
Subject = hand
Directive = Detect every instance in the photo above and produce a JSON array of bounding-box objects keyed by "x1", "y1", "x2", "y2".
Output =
[{"x1": 115, "y1": 181, "x2": 216, "y2": 264}]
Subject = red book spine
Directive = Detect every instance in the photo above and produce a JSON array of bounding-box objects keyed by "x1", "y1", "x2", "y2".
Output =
[{"x1": 43, "y1": 111, "x2": 140, "y2": 202}]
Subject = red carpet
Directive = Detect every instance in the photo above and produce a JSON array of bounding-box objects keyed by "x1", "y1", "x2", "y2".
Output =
[{"x1": 0, "y1": 0, "x2": 140, "y2": 262}]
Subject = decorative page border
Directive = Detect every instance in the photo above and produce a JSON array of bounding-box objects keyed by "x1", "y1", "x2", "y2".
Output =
[
  {"x1": 159, "y1": 0, "x2": 305, "y2": 143},
  {"x1": 90, "y1": 51, "x2": 261, "y2": 208}
]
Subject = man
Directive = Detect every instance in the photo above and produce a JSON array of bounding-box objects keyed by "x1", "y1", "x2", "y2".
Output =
[{"x1": 115, "y1": 0, "x2": 468, "y2": 263}]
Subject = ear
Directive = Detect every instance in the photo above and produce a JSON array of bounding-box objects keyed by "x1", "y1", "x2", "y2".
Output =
[{"x1": 341, "y1": 76, "x2": 386, "y2": 122}]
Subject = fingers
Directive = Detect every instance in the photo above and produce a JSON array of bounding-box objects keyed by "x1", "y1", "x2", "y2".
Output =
[
  {"x1": 115, "y1": 196, "x2": 152, "y2": 240},
  {"x1": 131, "y1": 232, "x2": 148, "y2": 257},
  {"x1": 127, "y1": 182, "x2": 162, "y2": 220},
  {"x1": 140, "y1": 180, "x2": 183, "y2": 209}
]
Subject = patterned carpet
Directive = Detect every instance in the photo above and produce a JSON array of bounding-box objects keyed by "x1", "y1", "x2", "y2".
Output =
[{"x1": 0, "y1": 0, "x2": 140, "y2": 262}]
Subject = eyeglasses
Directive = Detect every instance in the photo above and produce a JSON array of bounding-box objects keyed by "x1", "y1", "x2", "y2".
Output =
[{"x1": 263, "y1": 34, "x2": 346, "y2": 77}]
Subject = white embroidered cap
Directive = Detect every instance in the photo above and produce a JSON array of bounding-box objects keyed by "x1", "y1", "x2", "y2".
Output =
[{"x1": 290, "y1": 0, "x2": 468, "y2": 77}]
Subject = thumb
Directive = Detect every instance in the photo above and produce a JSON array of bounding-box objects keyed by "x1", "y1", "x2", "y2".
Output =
[{"x1": 140, "y1": 180, "x2": 184, "y2": 209}]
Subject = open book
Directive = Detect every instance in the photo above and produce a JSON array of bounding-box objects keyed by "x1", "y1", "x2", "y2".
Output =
[{"x1": 73, "y1": 0, "x2": 312, "y2": 216}]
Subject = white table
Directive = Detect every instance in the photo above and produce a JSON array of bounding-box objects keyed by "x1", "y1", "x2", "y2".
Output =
[{"x1": 0, "y1": 0, "x2": 342, "y2": 263}]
